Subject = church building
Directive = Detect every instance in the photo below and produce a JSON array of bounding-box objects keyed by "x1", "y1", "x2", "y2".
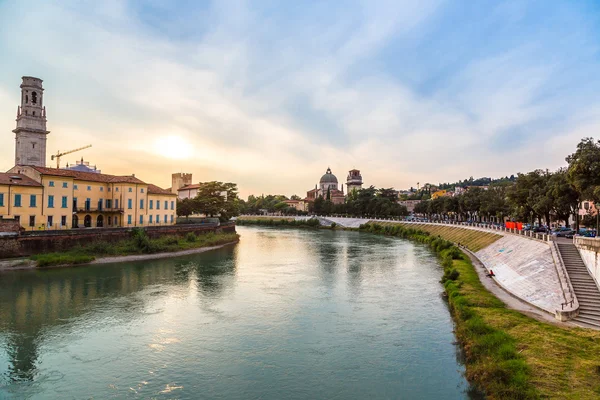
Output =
[{"x1": 305, "y1": 167, "x2": 361, "y2": 206}]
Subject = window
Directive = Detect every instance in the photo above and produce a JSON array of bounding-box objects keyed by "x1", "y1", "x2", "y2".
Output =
[
  {"x1": 164, "y1": 215, "x2": 167, "y2": 223},
  {"x1": 74, "y1": 184, "x2": 78, "y2": 190},
  {"x1": 106, "y1": 199, "x2": 112, "y2": 209},
  {"x1": 140, "y1": 199, "x2": 144, "y2": 209},
  {"x1": 47, "y1": 216, "x2": 53, "y2": 227},
  {"x1": 87, "y1": 186, "x2": 91, "y2": 191},
  {"x1": 108, "y1": 187, "x2": 111, "y2": 192},
  {"x1": 14, "y1": 215, "x2": 20, "y2": 223},
  {"x1": 30, "y1": 195, "x2": 36, "y2": 207},
  {"x1": 139, "y1": 215, "x2": 143, "y2": 224},
  {"x1": 85, "y1": 198, "x2": 91, "y2": 211},
  {"x1": 164, "y1": 201, "x2": 168, "y2": 209},
  {"x1": 128, "y1": 187, "x2": 132, "y2": 193},
  {"x1": 170, "y1": 215, "x2": 174, "y2": 223},
  {"x1": 0, "y1": 193, "x2": 4, "y2": 207},
  {"x1": 150, "y1": 200, "x2": 153, "y2": 209},
  {"x1": 128, "y1": 199, "x2": 132, "y2": 209},
  {"x1": 171, "y1": 201, "x2": 174, "y2": 210},
  {"x1": 61, "y1": 215, "x2": 67, "y2": 226},
  {"x1": 73, "y1": 197, "x2": 78, "y2": 209},
  {"x1": 115, "y1": 199, "x2": 119, "y2": 209},
  {"x1": 14, "y1": 194, "x2": 21, "y2": 207},
  {"x1": 32, "y1": 91, "x2": 37, "y2": 104},
  {"x1": 141, "y1": 188, "x2": 144, "y2": 193},
  {"x1": 62, "y1": 182, "x2": 68, "y2": 188},
  {"x1": 62, "y1": 196, "x2": 68, "y2": 208},
  {"x1": 149, "y1": 215, "x2": 153, "y2": 223},
  {"x1": 157, "y1": 201, "x2": 160, "y2": 210},
  {"x1": 127, "y1": 215, "x2": 132, "y2": 225},
  {"x1": 48, "y1": 195, "x2": 54, "y2": 208},
  {"x1": 49, "y1": 181, "x2": 55, "y2": 187},
  {"x1": 100, "y1": 187, "x2": 104, "y2": 192},
  {"x1": 116, "y1": 187, "x2": 119, "y2": 192},
  {"x1": 29, "y1": 215, "x2": 35, "y2": 227},
  {"x1": 156, "y1": 214, "x2": 159, "y2": 223}
]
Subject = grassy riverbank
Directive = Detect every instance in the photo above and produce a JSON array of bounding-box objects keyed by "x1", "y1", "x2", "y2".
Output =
[
  {"x1": 360, "y1": 222, "x2": 600, "y2": 399},
  {"x1": 31, "y1": 230, "x2": 240, "y2": 267},
  {"x1": 236, "y1": 216, "x2": 321, "y2": 228}
]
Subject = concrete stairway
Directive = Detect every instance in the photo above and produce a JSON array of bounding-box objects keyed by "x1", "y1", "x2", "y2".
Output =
[{"x1": 557, "y1": 243, "x2": 600, "y2": 328}]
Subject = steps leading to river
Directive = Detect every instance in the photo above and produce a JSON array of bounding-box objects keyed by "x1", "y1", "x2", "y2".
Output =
[{"x1": 557, "y1": 243, "x2": 600, "y2": 328}]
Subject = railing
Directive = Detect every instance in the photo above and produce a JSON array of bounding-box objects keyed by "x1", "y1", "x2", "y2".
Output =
[
  {"x1": 73, "y1": 207, "x2": 124, "y2": 213},
  {"x1": 551, "y1": 240, "x2": 577, "y2": 310}
]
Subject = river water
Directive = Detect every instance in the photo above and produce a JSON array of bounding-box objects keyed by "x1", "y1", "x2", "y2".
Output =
[{"x1": 0, "y1": 226, "x2": 476, "y2": 399}]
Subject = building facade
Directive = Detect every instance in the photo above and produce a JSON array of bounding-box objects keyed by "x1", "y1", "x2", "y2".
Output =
[{"x1": 305, "y1": 168, "x2": 346, "y2": 205}]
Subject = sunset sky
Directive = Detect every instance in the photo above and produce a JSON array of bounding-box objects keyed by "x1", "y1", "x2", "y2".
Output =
[{"x1": 1, "y1": 0, "x2": 600, "y2": 198}]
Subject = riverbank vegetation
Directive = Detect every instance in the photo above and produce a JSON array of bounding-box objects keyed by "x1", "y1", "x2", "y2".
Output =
[
  {"x1": 236, "y1": 216, "x2": 320, "y2": 228},
  {"x1": 31, "y1": 230, "x2": 239, "y2": 267},
  {"x1": 361, "y1": 222, "x2": 600, "y2": 399}
]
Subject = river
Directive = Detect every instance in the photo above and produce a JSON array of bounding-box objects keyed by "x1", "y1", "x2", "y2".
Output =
[{"x1": 0, "y1": 226, "x2": 477, "y2": 399}]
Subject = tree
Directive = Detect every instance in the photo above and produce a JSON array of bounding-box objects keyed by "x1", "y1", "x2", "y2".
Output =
[
  {"x1": 548, "y1": 168, "x2": 579, "y2": 227},
  {"x1": 176, "y1": 198, "x2": 196, "y2": 220},
  {"x1": 194, "y1": 181, "x2": 240, "y2": 221},
  {"x1": 567, "y1": 138, "x2": 600, "y2": 203}
]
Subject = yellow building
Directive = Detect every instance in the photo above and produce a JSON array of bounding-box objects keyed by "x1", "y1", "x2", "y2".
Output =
[
  {"x1": 0, "y1": 173, "x2": 44, "y2": 229},
  {"x1": 0, "y1": 76, "x2": 177, "y2": 231},
  {"x1": 2, "y1": 166, "x2": 177, "y2": 230},
  {"x1": 431, "y1": 189, "x2": 447, "y2": 200}
]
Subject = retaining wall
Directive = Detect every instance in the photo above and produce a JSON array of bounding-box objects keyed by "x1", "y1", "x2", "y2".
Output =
[
  {"x1": 573, "y1": 237, "x2": 600, "y2": 289},
  {"x1": 0, "y1": 223, "x2": 236, "y2": 258}
]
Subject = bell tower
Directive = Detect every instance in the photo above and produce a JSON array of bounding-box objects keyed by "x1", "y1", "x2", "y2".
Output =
[{"x1": 13, "y1": 76, "x2": 49, "y2": 167}]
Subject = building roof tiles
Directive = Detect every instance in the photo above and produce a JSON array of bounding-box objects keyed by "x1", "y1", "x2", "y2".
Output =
[
  {"x1": 30, "y1": 166, "x2": 147, "y2": 184},
  {"x1": 0, "y1": 173, "x2": 43, "y2": 187}
]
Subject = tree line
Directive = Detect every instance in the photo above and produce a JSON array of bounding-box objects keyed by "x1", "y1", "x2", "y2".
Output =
[{"x1": 415, "y1": 137, "x2": 600, "y2": 229}]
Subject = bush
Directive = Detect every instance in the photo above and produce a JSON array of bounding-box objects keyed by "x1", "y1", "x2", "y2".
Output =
[
  {"x1": 33, "y1": 253, "x2": 95, "y2": 267},
  {"x1": 186, "y1": 232, "x2": 198, "y2": 242}
]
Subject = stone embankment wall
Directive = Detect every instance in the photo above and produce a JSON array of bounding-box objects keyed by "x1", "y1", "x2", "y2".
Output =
[
  {"x1": 0, "y1": 223, "x2": 235, "y2": 258},
  {"x1": 573, "y1": 237, "x2": 600, "y2": 288}
]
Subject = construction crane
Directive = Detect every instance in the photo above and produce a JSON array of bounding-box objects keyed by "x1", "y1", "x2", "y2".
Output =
[{"x1": 51, "y1": 145, "x2": 92, "y2": 168}]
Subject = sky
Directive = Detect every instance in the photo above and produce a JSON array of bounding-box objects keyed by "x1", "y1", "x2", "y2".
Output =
[{"x1": 1, "y1": 0, "x2": 600, "y2": 198}]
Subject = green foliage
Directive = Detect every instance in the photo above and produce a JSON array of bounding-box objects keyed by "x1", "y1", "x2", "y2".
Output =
[
  {"x1": 176, "y1": 181, "x2": 241, "y2": 221},
  {"x1": 31, "y1": 253, "x2": 95, "y2": 267},
  {"x1": 30, "y1": 231, "x2": 240, "y2": 267}
]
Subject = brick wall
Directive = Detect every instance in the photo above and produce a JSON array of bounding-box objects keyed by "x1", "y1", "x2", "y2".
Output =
[{"x1": 0, "y1": 222, "x2": 236, "y2": 258}]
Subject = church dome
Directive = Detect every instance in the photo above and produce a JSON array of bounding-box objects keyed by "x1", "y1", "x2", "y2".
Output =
[{"x1": 320, "y1": 168, "x2": 338, "y2": 184}]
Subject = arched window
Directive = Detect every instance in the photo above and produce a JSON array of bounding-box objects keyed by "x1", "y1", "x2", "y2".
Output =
[
  {"x1": 84, "y1": 215, "x2": 92, "y2": 228},
  {"x1": 32, "y1": 92, "x2": 37, "y2": 104},
  {"x1": 25, "y1": 95, "x2": 29, "y2": 104},
  {"x1": 72, "y1": 215, "x2": 79, "y2": 228},
  {"x1": 96, "y1": 215, "x2": 104, "y2": 228}
]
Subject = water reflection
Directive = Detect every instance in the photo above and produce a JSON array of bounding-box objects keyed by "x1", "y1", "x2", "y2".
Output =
[
  {"x1": 0, "y1": 246, "x2": 237, "y2": 384},
  {"x1": 0, "y1": 227, "x2": 474, "y2": 399}
]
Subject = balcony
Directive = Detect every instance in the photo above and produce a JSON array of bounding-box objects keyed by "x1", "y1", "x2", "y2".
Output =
[{"x1": 72, "y1": 207, "x2": 124, "y2": 213}]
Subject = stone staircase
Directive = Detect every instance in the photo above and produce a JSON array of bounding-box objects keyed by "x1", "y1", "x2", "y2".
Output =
[{"x1": 557, "y1": 243, "x2": 600, "y2": 328}]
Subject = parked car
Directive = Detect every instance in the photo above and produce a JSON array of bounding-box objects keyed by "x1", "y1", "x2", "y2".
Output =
[
  {"x1": 533, "y1": 226, "x2": 548, "y2": 233},
  {"x1": 552, "y1": 227, "x2": 575, "y2": 237}
]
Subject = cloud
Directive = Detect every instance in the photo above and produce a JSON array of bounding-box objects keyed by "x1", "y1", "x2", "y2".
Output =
[{"x1": 0, "y1": 0, "x2": 600, "y2": 197}]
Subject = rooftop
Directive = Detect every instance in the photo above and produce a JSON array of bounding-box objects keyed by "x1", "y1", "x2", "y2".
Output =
[
  {"x1": 30, "y1": 166, "x2": 146, "y2": 185},
  {"x1": 0, "y1": 173, "x2": 43, "y2": 187},
  {"x1": 148, "y1": 184, "x2": 177, "y2": 196}
]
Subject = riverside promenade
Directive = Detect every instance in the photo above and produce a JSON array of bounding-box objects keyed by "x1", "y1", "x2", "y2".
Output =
[{"x1": 291, "y1": 216, "x2": 583, "y2": 325}]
